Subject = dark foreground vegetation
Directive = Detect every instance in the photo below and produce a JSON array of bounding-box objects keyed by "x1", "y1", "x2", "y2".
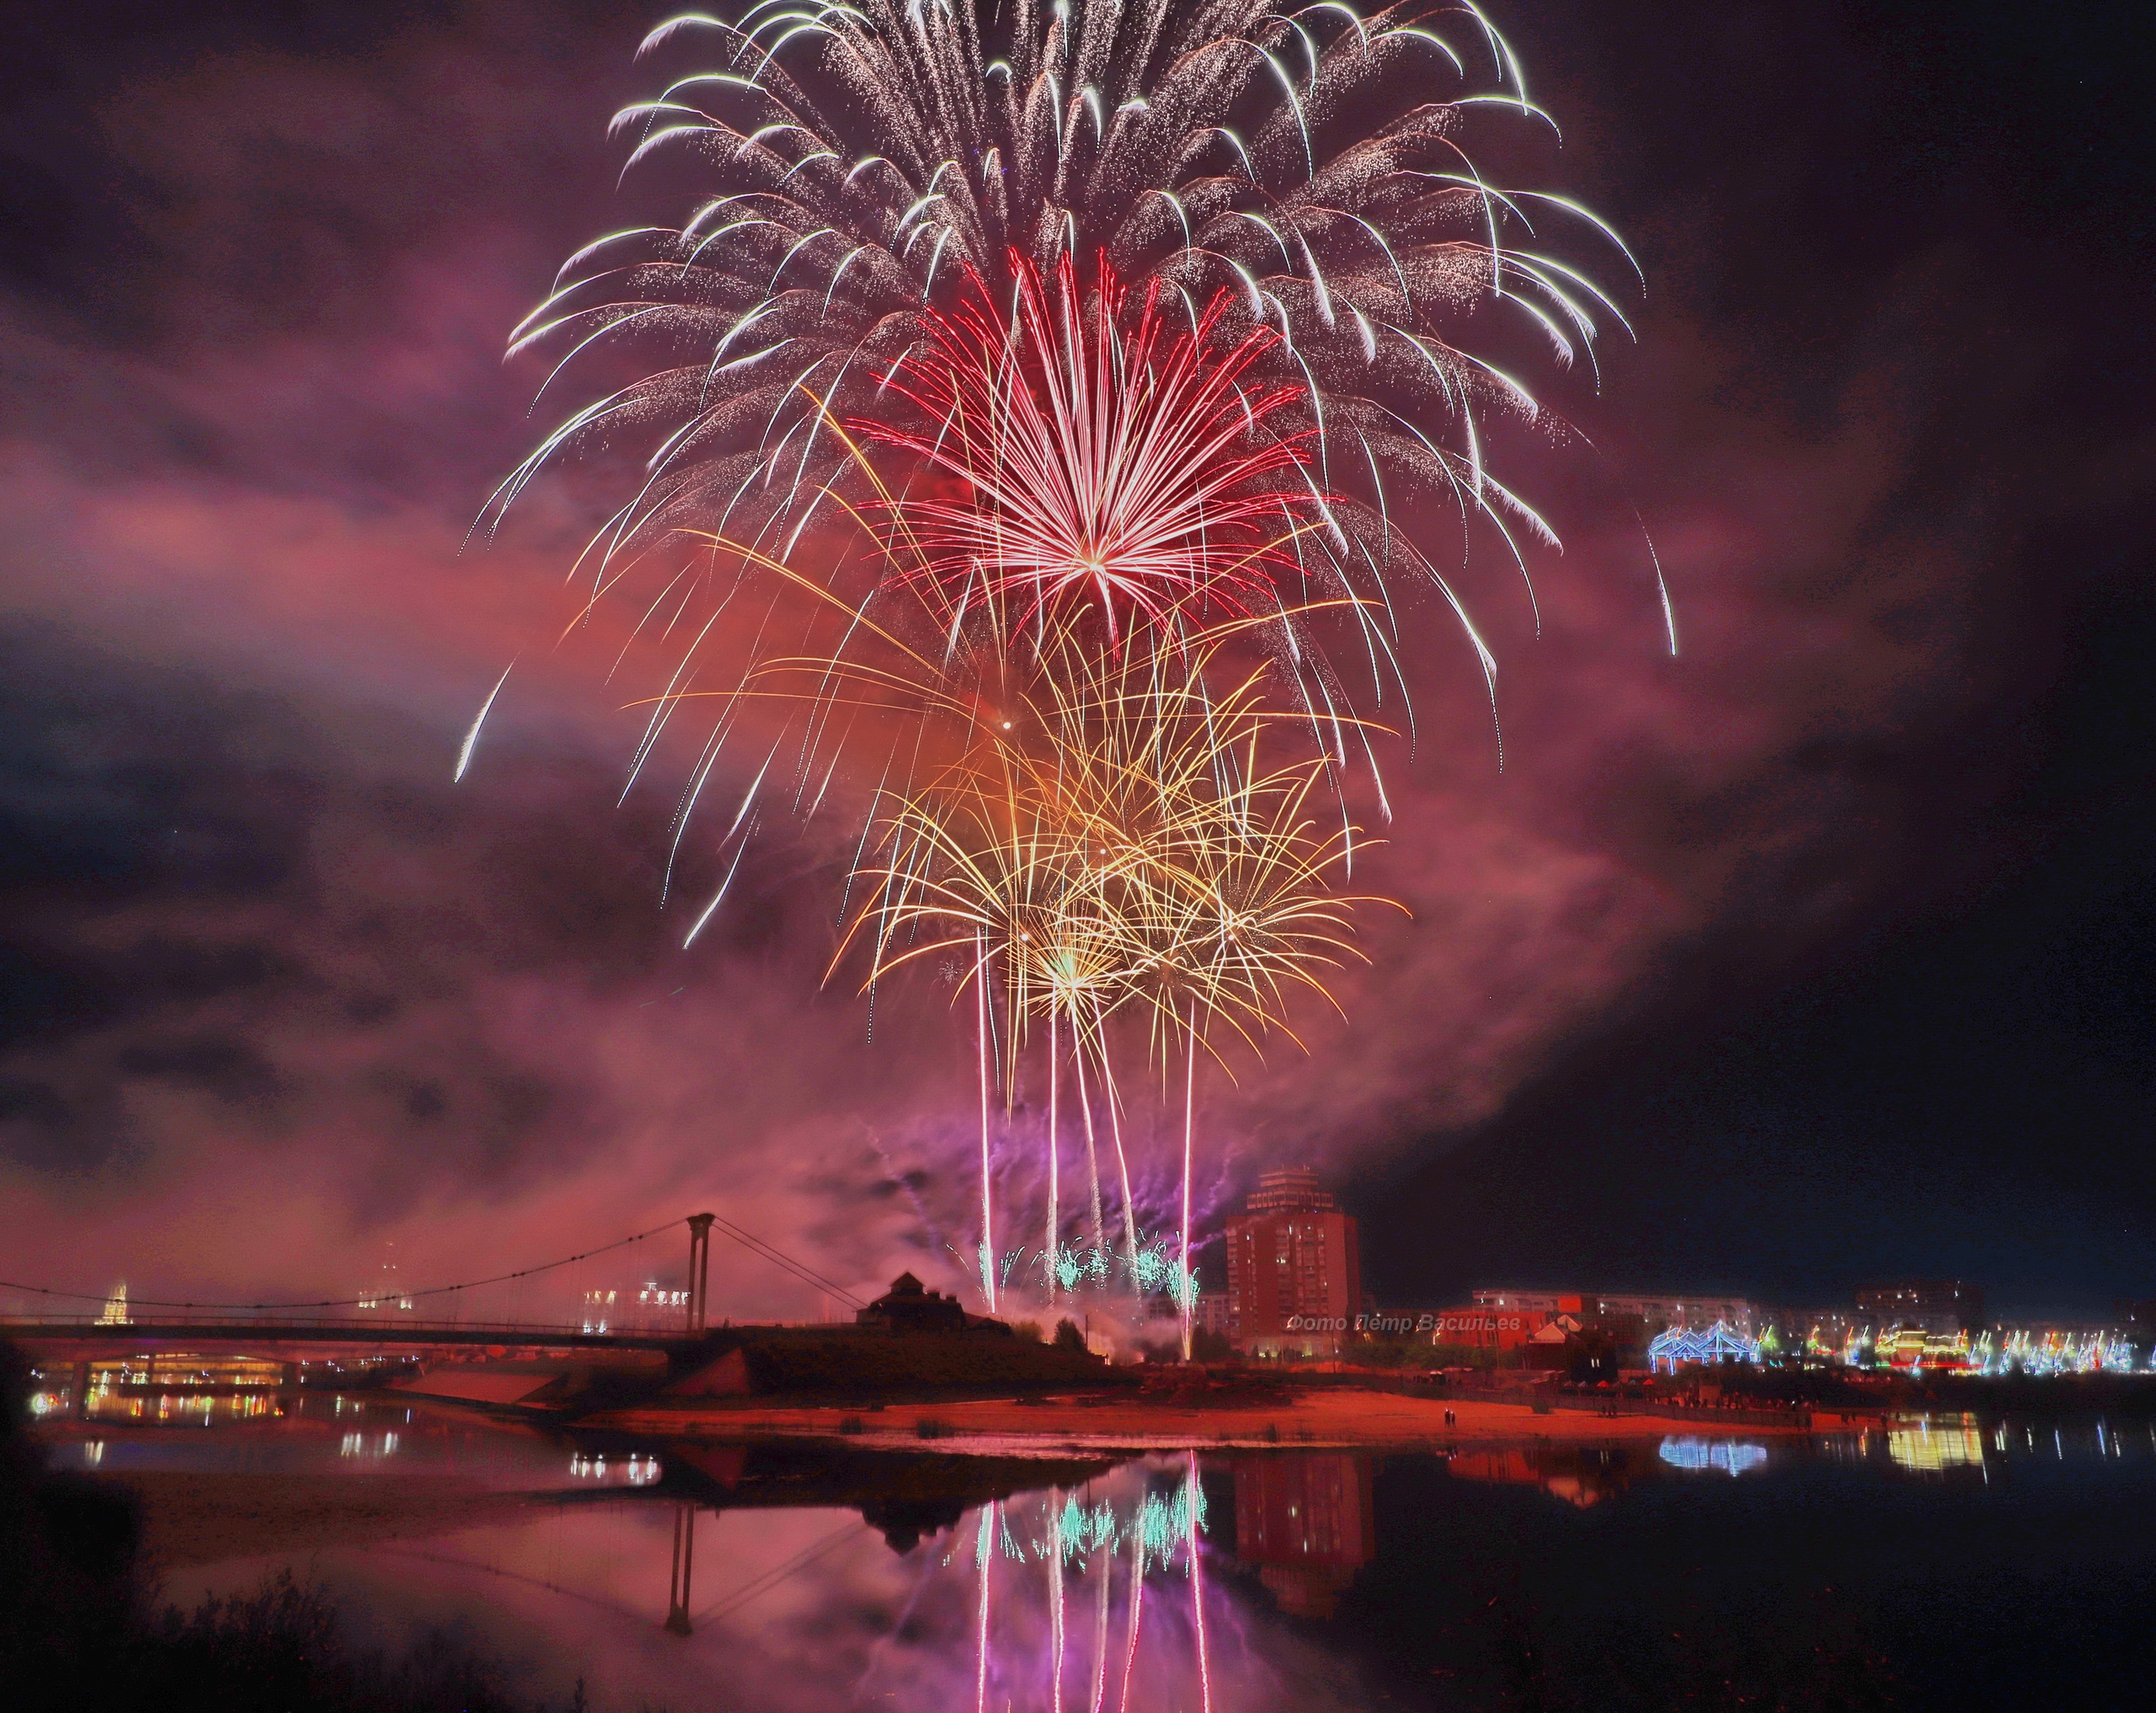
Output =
[{"x1": 0, "y1": 1342, "x2": 595, "y2": 1713}]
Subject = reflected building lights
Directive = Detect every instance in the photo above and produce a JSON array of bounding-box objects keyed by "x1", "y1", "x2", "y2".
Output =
[
  {"x1": 1886, "y1": 1417, "x2": 1986, "y2": 1474},
  {"x1": 84, "y1": 1390, "x2": 277, "y2": 1426},
  {"x1": 1230, "y1": 1453, "x2": 1374, "y2": 1618},
  {"x1": 27, "y1": 1411, "x2": 2153, "y2": 1713},
  {"x1": 1444, "y1": 1444, "x2": 1642, "y2": 1508},
  {"x1": 1658, "y1": 1438, "x2": 1769, "y2": 1476},
  {"x1": 54, "y1": 1351, "x2": 291, "y2": 1427},
  {"x1": 569, "y1": 1452, "x2": 663, "y2": 1486}
]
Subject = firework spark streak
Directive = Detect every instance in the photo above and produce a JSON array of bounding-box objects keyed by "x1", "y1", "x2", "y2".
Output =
[
  {"x1": 493, "y1": 0, "x2": 1659, "y2": 750},
  {"x1": 825, "y1": 619, "x2": 1392, "y2": 1324},
  {"x1": 866, "y1": 256, "x2": 1323, "y2": 648},
  {"x1": 831, "y1": 632, "x2": 1386, "y2": 1064},
  {"x1": 492, "y1": 2, "x2": 1658, "y2": 1326}
]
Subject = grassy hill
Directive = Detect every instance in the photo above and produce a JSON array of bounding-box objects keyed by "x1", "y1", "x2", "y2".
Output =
[{"x1": 666, "y1": 1327, "x2": 1134, "y2": 1403}]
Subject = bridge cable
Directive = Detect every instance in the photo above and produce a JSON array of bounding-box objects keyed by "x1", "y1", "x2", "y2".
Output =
[
  {"x1": 702, "y1": 1210, "x2": 867, "y2": 1311},
  {"x1": 0, "y1": 1217, "x2": 684, "y2": 1313},
  {"x1": 692, "y1": 1518, "x2": 869, "y2": 1625},
  {"x1": 2, "y1": 1208, "x2": 873, "y2": 1315}
]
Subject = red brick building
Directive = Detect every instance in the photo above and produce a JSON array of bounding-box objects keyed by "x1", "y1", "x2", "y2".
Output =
[
  {"x1": 1428, "y1": 1306, "x2": 1552, "y2": 1351},
  {"x1": 1225, "y1": 1166, "x2": 1361, "y2": 1358}
]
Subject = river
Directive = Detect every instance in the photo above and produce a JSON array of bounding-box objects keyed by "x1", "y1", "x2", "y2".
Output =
[{"x1": 39, "y1": 1395, "x2": 2156, "y2": 1710}]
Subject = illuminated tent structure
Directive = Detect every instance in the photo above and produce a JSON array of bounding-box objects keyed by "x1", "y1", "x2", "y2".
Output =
[{"x1": 1647, "y1": 1321, "x2": 1760, "y2": 1373}]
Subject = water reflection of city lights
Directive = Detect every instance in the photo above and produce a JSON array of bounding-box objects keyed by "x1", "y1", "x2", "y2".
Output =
[
  {"x1": 1887, "y1": 1417, "x2": 1985, "y2": 1474},
  {"x1": 1443, "y1": 1445, "x2": 1640, "y2": 1508},
  {"x1": 339, "y1": 1431, "x2": 402, "y2": 1460},
  {"x1": 1657, "y1": 1438, "x2": 1769, "y2": 1476},
  {"x1": 569, "y1": 1452, "x2": 662, "y2": 1486},
  {"x1": 83, "y1": 1390, "x2": 277, "y2": 1427}
]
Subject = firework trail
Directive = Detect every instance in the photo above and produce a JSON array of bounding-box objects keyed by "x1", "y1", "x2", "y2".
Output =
[
  {"x1": 489, "y1": 2, "x2": 1654, "y2": 1334},
  {"x1": 829, "y1": 622, "x2": 1391, "y2": 1310}
]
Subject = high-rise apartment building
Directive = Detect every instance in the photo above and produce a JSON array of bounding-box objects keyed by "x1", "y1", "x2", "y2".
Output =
[{"x1": 1226, "y1": 1166, "x2": 1361, "y2": 1358}]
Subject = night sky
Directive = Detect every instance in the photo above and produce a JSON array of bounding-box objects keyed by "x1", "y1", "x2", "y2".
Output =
[{"x1": 3, "y1": 2, "x2": 2149, "y2": 1321}]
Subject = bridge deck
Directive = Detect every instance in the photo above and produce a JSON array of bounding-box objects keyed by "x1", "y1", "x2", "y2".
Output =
[{"x1": 1, "y1": 1316, "x2": 696, "y2": 1354}]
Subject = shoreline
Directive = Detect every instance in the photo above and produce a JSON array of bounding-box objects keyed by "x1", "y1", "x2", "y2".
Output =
[{"x1": 582, "y1": 1385, "x2": 1866, "y2": 1454}]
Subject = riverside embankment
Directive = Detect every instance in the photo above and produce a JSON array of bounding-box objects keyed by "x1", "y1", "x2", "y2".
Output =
[{"x1": 583, "y1": 1384, "x2": 1849, "y2": 1454}]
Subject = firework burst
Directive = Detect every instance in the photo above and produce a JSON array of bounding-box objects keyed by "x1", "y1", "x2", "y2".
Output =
[
  {"x1": 838, "y1": 631, "x2": 1384, "y2": 1071},
  {"x1": 485, "y1": 2, "x2": 1660, "y2": 1335},
  {"x1": 863, "y1": 253, "x2": 1321, "y2": 650},
  {"x1": 488, "y1": 1, "x2": 1661, "y2": 740}
]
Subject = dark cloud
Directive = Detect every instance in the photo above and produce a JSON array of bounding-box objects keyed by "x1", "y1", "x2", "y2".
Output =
[
  {"x1": 114, "y1": 1036, "x2": 286, "y2": 1103},
  {"x1": 0, "y1": 1078, "x2": 80, "y2": 1172}
]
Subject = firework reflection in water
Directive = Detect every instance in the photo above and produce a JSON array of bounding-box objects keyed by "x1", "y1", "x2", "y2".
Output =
[{"x1": 949, "y1": 1458, "x2": 1225, "y2": 1713}]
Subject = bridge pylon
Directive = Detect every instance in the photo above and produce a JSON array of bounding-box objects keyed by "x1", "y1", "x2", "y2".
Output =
[
  {"x1": 686, "y1": 1214, "x2": 715, "y2": 1334},
  {"x1": 665, "y1": 1502, "x2": 697, "y2": 1635}
]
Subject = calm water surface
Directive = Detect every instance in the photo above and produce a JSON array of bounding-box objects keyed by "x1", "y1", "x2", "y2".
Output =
[{"x1": 50, "y1": 1400, "x2": 2156, "y2": 1711}]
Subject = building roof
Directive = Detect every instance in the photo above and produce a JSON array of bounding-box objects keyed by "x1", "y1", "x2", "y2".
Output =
[{"x1": 1245, "y1": 1166, "x2": 1338, "y2": 1213}]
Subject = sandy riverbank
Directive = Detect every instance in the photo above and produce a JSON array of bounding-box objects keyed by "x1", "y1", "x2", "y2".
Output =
[{"x1": 585, "y1": 1386, "x2": 1862, "y2": 1454}]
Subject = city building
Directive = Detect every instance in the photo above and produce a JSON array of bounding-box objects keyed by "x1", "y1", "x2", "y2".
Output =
[
  {"x1": 852, "y1": 1271, "x2": 1011, "y2": 1334},
  {"x1": 1225, "y1": 1166, "x2": 1361, "y2": 1358},
  {"x1": 1191, "y1": 1292, "x2": 1233, "y2": 1337},
  {"x1": 580, "y1": 1282, "x2": 693, "y2": 1334},
  {"x1": 355, "y1": 1243, "x2": 414, "y2": 1319},
  {"x1": 1428, "y1": 1305, "x2": 1550, "y2": 1352},
  {"x1": 1468, "y1": 1289, "x2": 1570, "y2": 1316},
  {"x1": 1470, "y1": 1288, "x2": 1758, "y2": 1337},
  {"x1": 98, "y1": 1282, "x2": 130, "y2": 1326},
  {"x1": 1853, "y1": 1280, "x2": 1983, "y2": 1334},
  {"x1": 856, "y1": 1271, "x2": 969, "y2": 1332},
  {"x1": 1523, "y1": 1315, "x2": 1583, "y2": 1369},
  {"x1": 635, "y1": 1282, "x2": 692, "y2": 1326}
]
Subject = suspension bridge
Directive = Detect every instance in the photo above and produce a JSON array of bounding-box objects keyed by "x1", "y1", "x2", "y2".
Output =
[{"x1": 0, "y1": 1209, "x2": 870, "y2": 1378}]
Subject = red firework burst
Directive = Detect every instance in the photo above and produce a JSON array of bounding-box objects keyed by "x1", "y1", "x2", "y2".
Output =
[{"x1": 859, "y1": 253, "x2": 1330, "y2": 650}]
